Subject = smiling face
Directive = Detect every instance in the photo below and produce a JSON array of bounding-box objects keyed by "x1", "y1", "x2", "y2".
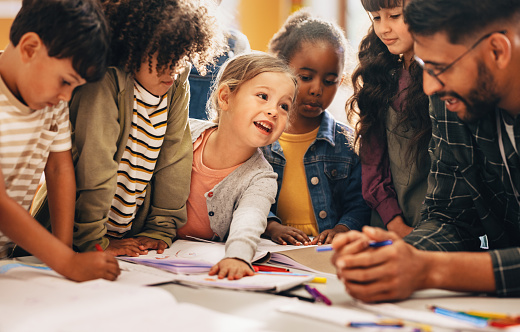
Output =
[
  {"x1": 134, "y1": 54, "x2": 179, "y2": 97},
  {"x1": 370, "y1": 5, "x2": 414, "y2": 59},
  {"x1": 288, "y1": 40, "x2": 343, "y2": 131},
  {"x1": 414, "y1": 32, "x2": 501, "y2": 122},
  {"x1": 220, "y1": 71, "x2": 295, "y2": 148},
  {"x1": 15, "y1": 33, "x2": 86, "y2": 110}
]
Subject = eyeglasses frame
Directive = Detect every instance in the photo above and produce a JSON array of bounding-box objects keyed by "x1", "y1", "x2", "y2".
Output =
[{"x1": 414, "y1": 30, "x2": 507, "y2": 87}]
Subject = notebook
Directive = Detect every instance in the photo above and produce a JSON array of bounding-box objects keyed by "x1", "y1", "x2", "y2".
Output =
[
  {"x1": 119, "y1": 239, "x2": 270, "y2": 273},
  {"x1": 118, "y1": 239, "x2": 315, "y2": 292}
]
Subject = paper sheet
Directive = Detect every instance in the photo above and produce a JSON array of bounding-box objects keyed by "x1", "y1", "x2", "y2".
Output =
[
  {"x1": 172, "y1": 271, "x2": 314, "y2": 292},
  {"x1": 355, "y1": 301, "x2": 490, "y2": 330},
  {"x1": 277, "y1": 298, "x2": 380, "y2": 326},
  {"x1": 0, "y1": 262, "x2": 265, "y2": 332},
  {"x1": 0, "y1": 258, "x2": 177, "y2": 286}
]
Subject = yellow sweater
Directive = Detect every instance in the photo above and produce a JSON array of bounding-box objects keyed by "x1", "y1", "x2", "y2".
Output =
[{"x1": 276, "y1": 127, "x2": 319, "y2": 236}]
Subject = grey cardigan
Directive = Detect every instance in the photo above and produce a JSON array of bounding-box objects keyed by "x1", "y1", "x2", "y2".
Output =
[{"x1": 189, "y1": 119, "x2": 277, "y2": 264}]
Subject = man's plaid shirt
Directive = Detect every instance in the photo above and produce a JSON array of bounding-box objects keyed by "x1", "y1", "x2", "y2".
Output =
[{"x1": 404, "y1": 96, "x2": 520, "y2": 296}]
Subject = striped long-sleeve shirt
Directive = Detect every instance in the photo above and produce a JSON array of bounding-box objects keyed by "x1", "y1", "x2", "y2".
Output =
[
  {"x1": 0, "y1": 75, "x2": 71, "y2": 258},
  {"x1": 106, "y1": 81, "x2": 168, "y2": 238}
]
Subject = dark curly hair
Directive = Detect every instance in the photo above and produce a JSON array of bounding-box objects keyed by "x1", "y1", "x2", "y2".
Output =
[
  {"x1": 101, "y1": 0, "x2": 225, "y2": 76},
  {"x1": 267, "y1": 9, "x2": 348, "y2": 71},
  {"x1": 347, "y1": 0, "x2": 430, "y2": 165},
  {"x1": 10, "y1": 0, "x2": 109, "y2": 82}
]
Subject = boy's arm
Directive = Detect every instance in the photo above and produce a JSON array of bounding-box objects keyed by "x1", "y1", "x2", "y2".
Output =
[
  {"x1": 45, "y1": 150, "x2": 75, "y2": 247},
  {"x1": 0, "y1": 169, "x2": 120, "y2": 281}
]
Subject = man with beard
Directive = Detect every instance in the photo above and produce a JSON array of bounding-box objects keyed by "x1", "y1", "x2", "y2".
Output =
[{"x1": 331, "y1": 0, "x2": 520, "y2": 303}]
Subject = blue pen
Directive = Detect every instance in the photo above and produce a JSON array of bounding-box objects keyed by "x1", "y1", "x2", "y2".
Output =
[
  {"x1": 316, "y1": 245, "x2": 333, "y2": 252},
  {"x1": 369, "y1": 240, "x2": 393, "y2": 248},
  {"x1": 349, "y1": 322, "x2": 402, "y2": 328},
  {"x1": 429, "y1": 306, "x2": 488, "y2": 327},
  {"x1": 316, "y1": 240, "x2": 393, "y2": 252}
]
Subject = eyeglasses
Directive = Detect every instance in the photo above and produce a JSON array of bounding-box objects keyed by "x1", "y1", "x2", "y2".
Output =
[{"x1": 414, "y1": 30, "x2": 507, "y2": 87}]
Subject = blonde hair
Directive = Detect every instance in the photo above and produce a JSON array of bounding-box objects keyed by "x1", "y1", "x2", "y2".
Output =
[{"x1": 207, "y1": 52, "x2": 298, "y2": 123}]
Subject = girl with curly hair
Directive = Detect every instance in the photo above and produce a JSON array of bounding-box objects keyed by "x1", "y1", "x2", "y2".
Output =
[
  {"x1": 262, "y1": 10, "x2": 370, "y2": 246},
  {"x1": 346, "y1": 0, "x2": 431, "y2": 237},
  {"x1": 69, "y1": 0, "x2": 225, "y2": 255}
]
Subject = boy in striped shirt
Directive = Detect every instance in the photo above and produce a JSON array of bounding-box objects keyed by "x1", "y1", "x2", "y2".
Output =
[{"x1": 0, "y1": 0, "x2": 120, "y2": 281}]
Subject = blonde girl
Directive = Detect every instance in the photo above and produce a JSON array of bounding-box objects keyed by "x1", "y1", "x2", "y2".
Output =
[{"x1": 178, "y1": 52, "x2": 298, "y2": 279}]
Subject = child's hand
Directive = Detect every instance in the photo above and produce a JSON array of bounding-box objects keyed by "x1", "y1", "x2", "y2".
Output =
[
  {"x1": 266, "y1": 222, "x2": 311, "y2": 245},
  {"x1": 208, "y1": 258, "x2": 254, "y2": 280},
  {"x1": 59, "y1": 251, "x2": 121, "y2": 282},
  {"x1": 105, "y1": 238, "x2": 148, "y2": 257},
  {"x1": 311, "y1": 224, "x2": 350, "y2": 245},
  {"x1": 136, "y1": 237, "x2": 168, "y2": 254}
]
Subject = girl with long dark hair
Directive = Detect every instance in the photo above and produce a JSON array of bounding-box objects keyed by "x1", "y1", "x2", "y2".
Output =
[{"x1": 347, "y1": 0, "x2": 431, "y2": 237}]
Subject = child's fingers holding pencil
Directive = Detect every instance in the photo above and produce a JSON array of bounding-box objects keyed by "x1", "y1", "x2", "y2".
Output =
[
  {"x1": 94, "y1": 243, "x2": 121, "y2": 280},
  {"x1": 104, "y1": 255, "x2": 121, "y2": 280}
]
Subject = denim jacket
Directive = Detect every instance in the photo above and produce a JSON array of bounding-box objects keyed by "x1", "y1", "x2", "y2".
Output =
[{"x1": 260, "y1": 111, "x2": 370, "y2": 232}]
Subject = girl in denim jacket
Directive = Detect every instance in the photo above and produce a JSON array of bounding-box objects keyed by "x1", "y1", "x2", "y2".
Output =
[
  {"x1": 178, "y1": 53, "x2": 297, "y2": 279},
  {"x1": 261, "y1": 10, "x2": 370, "y2": 246}
]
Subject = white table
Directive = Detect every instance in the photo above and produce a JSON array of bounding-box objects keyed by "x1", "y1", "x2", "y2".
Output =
[{"x1": 158, "y1": 269, "x2": 520, "y2": 332}]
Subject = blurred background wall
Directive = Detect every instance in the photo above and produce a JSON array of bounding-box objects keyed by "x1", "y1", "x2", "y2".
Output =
[
  {"x1": 0, "y1": 1, "x2": 19, "y2": 49},
  {"x1": 0, "y1": 0, "x2": 371, "y2": 124}
]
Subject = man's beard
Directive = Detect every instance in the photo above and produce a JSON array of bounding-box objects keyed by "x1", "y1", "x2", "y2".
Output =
[{"x1": 437, "y1": 61, "x2": 500, "y2": 123}]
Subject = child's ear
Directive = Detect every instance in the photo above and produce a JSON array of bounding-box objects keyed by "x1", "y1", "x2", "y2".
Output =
[
  {"x1": 217, "y1": 84, "x2": 231, "y2": 111},
  {"x1": 18, "y1": 32, "x2": 43, "y2": 63}
]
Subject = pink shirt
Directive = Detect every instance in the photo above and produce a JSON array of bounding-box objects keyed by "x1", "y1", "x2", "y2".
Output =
[{"x1": 177, "y1": 127, "x2": 239, "y2": 240}]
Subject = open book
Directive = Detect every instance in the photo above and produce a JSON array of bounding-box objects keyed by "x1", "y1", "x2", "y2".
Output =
[
  {"x1": 256, "y1": 239, "x2": 336, "y2": 276},
  {"x1": 118, "y1": 238, "x2": 315, "y2": 292},
  {"x1": 119, "y1": 238, "x2": 270, "y2": 273},
  {"x1": 120, "y1": 237, "x2": 335, "y2": 275}
]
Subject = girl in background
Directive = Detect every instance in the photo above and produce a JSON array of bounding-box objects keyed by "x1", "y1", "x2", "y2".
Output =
[
  {"x1": 178, "y1": 52, "x2": 297, "y2": 279},
  {"x1": 346, "y1": 0, "x2": 430, "y2": 237},
  {"x1": 262, "y1": 10, "x2": 370, "y2": 246},
  {"x1": 70, "y1": 0, "x2": 224, "y2": 255}
]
